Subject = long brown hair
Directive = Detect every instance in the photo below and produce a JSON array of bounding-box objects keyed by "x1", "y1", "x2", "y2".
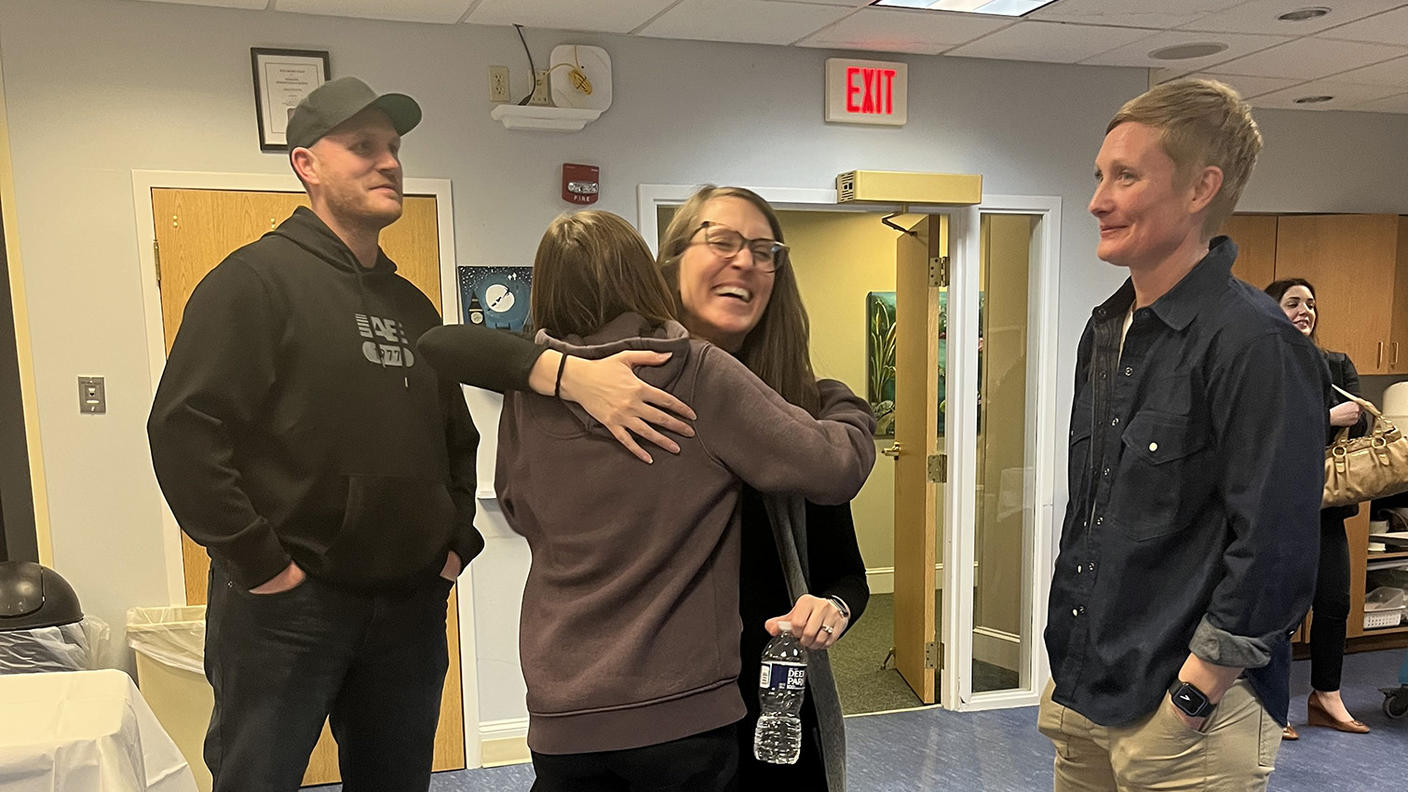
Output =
[
  {"x1": 658, "y1": 186, "x2": 820, "y2": 416},
  {"x1": 530, "y1": 211, "x2": 678, "y2": 338}
]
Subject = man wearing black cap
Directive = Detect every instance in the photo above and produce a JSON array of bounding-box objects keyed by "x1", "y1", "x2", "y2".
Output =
[{"x1": 148, "y1": 77, "x2": 482, "y2": 791}]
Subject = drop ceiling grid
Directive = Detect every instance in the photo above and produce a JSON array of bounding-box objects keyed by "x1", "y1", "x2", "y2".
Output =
[{"x1": 636, "y1": 0, "x2": 858, "y2": 46}]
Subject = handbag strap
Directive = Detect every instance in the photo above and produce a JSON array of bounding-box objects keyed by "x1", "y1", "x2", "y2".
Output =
[
  {"x1": 1330, "y1": 383, "x2": 1382, "y2": 420},
  {"x1": 1329, "y1": 383, "x2": 1395, "y2": 444}
]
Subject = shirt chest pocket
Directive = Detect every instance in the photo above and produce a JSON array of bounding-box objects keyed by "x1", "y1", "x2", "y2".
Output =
[{"x1": 1109, "y1": 410, "x2": 1210, "y2": 541}]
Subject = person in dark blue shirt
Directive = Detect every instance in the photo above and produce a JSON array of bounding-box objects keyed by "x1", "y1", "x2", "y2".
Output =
[{"x1": 1037, "y1": 78, "x2": 1326, "y2": 792}]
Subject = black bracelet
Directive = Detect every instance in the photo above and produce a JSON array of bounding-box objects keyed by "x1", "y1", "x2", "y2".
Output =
[{"x1": 553, "y1": 353, "x2": 569, "y2": 399}]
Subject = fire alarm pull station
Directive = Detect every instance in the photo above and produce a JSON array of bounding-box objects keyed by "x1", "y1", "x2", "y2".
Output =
[{"x1": 563, "y1": 163, "x2": 600, "y2": 204}]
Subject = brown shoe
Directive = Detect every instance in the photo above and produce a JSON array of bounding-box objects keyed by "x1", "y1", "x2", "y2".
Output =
[
  {"x1": 1306, "y1": 692, "x2": 1371, "y2": 734},
  {"x1": 1282, "y1": 723, "x2": 1299, "y2": 740}
]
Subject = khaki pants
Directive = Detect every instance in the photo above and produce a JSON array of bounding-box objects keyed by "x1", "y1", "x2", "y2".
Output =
[{"x1": 1037, "y1": 679, "x2": 1280, "y2": 792}]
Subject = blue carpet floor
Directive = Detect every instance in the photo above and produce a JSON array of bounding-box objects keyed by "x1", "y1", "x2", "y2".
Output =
[{"x1": 314, "y1": 648, "x2": 1407, "y2": 791}]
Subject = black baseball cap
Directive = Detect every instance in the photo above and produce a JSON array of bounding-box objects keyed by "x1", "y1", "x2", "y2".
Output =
[{"x1": 285, "y1": 76, "x2": 421, "y2": 150}]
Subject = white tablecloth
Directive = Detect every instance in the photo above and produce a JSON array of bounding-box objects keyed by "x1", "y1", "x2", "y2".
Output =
[{"x1": 0, "y1": 669, "x2": 198, "y2": 792}]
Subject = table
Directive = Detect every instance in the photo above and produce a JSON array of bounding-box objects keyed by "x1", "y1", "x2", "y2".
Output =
[{"x1": 0, "y1": 669, "x2": 198, "y2": 792}]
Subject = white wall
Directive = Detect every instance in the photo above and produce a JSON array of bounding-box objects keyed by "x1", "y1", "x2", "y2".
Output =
[{"x1": 3, "y1": 0, "x2": 1408, "y2": 731}]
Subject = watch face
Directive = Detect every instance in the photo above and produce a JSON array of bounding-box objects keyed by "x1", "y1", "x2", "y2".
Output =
[{"x1": 1172, "y1": 683, "x2": 1210, "y2": 717}]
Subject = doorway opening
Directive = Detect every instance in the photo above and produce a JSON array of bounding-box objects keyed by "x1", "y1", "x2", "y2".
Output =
[{"x1": 643, "y1": 185, "x2": 1061, "y2": 716}]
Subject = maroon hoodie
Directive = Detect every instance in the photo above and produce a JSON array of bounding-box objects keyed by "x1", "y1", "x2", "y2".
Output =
[{"x1": 495, "y1": 313, "x2": 875, "y2": 754}]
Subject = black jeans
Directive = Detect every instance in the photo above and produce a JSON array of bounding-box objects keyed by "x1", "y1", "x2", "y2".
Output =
[
  {"x1": 1310, "y1": 512, "x2": 1352, "y2": 692},
  {"x1": 529, "y1": 723, "x2": 738, "y2": 792},
  {"x1": 203, "y1": 562, "x2": 451, "y2": 792}
]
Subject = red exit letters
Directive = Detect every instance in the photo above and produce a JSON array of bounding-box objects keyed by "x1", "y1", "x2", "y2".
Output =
[{"x1": 845, "y1": 66, "x2": 897, "y2": 115}]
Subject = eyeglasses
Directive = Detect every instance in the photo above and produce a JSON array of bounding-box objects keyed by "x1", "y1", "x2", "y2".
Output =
[{"x1": 691, "y1": 222, "x2": 789, "y2": 273}]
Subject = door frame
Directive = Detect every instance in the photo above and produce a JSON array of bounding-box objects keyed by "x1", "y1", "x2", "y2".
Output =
[
  {"x1": 128, "y1": 170, "x2": 482, "y2": 764},
  {"x1": 946, "y1": 195, "x2": 1062, "y2": 713},
  {"x1": 637, "y1": 184, "x2": 1062, "y2": 712}
]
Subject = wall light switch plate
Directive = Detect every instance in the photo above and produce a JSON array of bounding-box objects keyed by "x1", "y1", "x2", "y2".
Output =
[{"x1": 78, "y1": 375, "x2": 106, "y2": 414}]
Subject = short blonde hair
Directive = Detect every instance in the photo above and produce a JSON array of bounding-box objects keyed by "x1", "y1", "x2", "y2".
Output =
[{"x1": 1108, "y1": 78, "x2": 1263, "y2": 235}]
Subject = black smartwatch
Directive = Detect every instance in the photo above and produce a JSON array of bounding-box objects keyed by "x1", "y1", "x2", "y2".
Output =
[{"x1": 1170, "y1": 681, "x2": 1215, "y2": 719}]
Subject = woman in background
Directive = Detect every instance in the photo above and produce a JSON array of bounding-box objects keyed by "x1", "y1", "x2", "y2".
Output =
[{"x1": 1266, "y1": 277, "x2": 1371, "y2": 739}]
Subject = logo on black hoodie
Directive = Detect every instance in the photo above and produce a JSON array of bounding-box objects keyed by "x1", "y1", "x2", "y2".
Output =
[{"x1": 356, "y1": 313, "x2": 415, "y2": 368}]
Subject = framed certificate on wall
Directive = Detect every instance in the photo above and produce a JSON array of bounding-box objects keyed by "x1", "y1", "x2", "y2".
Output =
[{"x1": 250, "y1": 48, "x2": 330, "y2": 152}]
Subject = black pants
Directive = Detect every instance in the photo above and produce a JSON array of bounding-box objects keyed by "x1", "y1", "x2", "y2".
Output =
[
  {"x1": 203, "y1": 562, "x2": 451, "y2": 792},
  {"x1": 1310, "y1": 512, "x2": 1352, "y2": 692},
  {"x1": 530, "y1": 723, "x2": 738, "y2": 792}
]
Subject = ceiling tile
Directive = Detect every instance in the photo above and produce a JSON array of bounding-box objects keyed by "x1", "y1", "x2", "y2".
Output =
[
  {"x1": 1212, "y1": 37, "x2": 1407, "y2": 80},
  {"x1": 1030, "y1": 0, "x2": 1243, "y2": 30},
  {"x1": 795, "y1": 7, "x2": 1011, "y2": 55},
  {"x1": 1328, "y1": 56, "x2": 1408, "y2": 86},
  {"x1": 1158, "y1": 71, "x2": 1306, "y2": 99},
  {"x1": 463, "y1": 0, "x2": 679, "y2": 34},
  {"x1": 274, "y1": 0, "x2": 472, "y2": 24},
  {"x1": 1317, "y1": 5, "x2": 1408, "y2": 45},
  {"x1": 756, "y1": 0, "x2": 872, "y2": 5},
  {"x1": 637, "y1": 0, "x2": 857, "y2": 45},
  {"x1": 128, "y1": 0, "x2": 268, "y2": 8},
  {"x1": 1249, "y1": 78, "x2": 1401, "y2": 110},
  {"x1": 1079, "y1": 29, "x2": 1289, "y2": 74},
  {"x1": 1178, "y1": 0, "x2": 1406, "y2": 35},
  {"x1": 946, "y1": 21, "x2": 1156, "y2": 63},
  {"x1": 1344, "y1": 91, "x2": 1408, "y2": 113}
]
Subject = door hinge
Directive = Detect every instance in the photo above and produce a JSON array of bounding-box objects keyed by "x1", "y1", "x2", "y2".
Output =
[
  {"x1": 153, "y1": 239, "x2": 161, "y2": 287},
  {"x1": 927, "y1": 453, "x2": 947, "y2": 483},
  {"x1": 928, "y1": 255, "x2": 949, "y2": 288},
  {"x1": 925, "y1": 640, "x2": 941, "y2": 669}
]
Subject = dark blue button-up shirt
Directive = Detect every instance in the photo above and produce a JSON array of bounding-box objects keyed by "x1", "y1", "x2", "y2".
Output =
[{"x1": 1046, "y1": 237, "x2": 1326, "y2": 727}]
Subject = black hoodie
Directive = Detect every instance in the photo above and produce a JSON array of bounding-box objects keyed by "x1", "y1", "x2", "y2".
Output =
[{"x1": 149, "y1": 207, "x2": 482, "y2": 591}]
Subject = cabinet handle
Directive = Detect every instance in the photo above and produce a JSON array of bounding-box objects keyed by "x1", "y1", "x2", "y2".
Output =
[
  {"x1": 1378, "y1": 341, "x2": 1385, "y2": 369},
  {"x1": 1394, "y1": 342, "x2": 1400, "y2": 367}
]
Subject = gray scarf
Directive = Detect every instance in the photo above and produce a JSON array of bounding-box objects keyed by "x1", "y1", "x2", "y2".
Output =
[{"x1": 763, "y1": 494, "x2": 846, "y2": 792}]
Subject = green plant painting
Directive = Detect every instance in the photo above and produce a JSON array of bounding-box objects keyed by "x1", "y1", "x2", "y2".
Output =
[{"x1": 866, "y1": 291, "x2": 896, "y2": 437}]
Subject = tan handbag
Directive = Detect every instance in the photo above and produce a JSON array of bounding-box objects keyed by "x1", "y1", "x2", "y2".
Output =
[{"x1": 1324, "y1": 385, "x2": 1408, "y2": 508}]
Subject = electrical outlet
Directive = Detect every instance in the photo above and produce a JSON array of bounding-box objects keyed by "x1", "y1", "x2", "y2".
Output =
[
  {"x1": 528, "y1": 68, "x2": 552, "y2": 106},
  {"x1": 488, "y1": 65, "x2": 510, "y2": 104}
]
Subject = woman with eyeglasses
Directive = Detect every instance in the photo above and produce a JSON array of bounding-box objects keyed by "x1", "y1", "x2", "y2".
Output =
[{"x1": 421, "y1": 187, "x2": 870, "y2": 791}]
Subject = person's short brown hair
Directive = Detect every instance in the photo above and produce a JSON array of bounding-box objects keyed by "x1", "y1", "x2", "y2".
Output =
[
  {"x1": 1107, "y1": 78, "x2": 1263, "y2": 235},
  {"x1": 530, "y1": 210, "x2": 678, "y2": 338}
]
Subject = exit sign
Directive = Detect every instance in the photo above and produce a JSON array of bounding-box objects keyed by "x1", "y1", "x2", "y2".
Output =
[{"x1": 826, "y1": 58, "x2": 907, "y2": 126}]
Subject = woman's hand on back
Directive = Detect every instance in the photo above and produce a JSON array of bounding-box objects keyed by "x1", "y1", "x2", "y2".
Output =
[{"x1": 543, "y1": 349, "x2": 697, "y2": 464}]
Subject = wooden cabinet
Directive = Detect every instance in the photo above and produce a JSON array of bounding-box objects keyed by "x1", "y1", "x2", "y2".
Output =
[
  {"x1": 1394, "y1": 219, "x2": 1408, "y2": 375},
  {"x1": 1273, "y1": 214, "x2": 1406, "y2": 374},
  {"x1": 1220, "y1": 214, "x2": 1277, "y2": 290}
]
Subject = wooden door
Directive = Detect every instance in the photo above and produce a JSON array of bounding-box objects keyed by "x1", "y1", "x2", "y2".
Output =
[
  {"x1": 1219, "y1": 214, "x2": 1276, "y2": 290},
  {"x1": 1275, "y1": 214, "x2": 1398, "y2": 373},
  {"x1": 151, "y1": 188, "x2": 464, "y2": 784},
  {"x1": 891, "y1": 215, "x2": 941, "y2": 703}
]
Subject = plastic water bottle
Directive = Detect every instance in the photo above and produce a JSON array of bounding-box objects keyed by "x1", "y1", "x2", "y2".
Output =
[{"x1": 754, "y1": 621, "x2": 808, "y2": 764}]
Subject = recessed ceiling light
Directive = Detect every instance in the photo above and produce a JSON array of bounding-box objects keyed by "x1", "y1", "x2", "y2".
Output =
[
  {"x1": 1278, "y1": 7, "x2": 1330, "y2": 22},
  {"x1": 1148, "y1": 42, "x2": 1229, "y2": 60},
  {"x1": 870, "y1": 0, "x2": 1061, "y2": 17},
  {"x1": 1293, "y1": 95, "x2": 1334, "y2": 104}
]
